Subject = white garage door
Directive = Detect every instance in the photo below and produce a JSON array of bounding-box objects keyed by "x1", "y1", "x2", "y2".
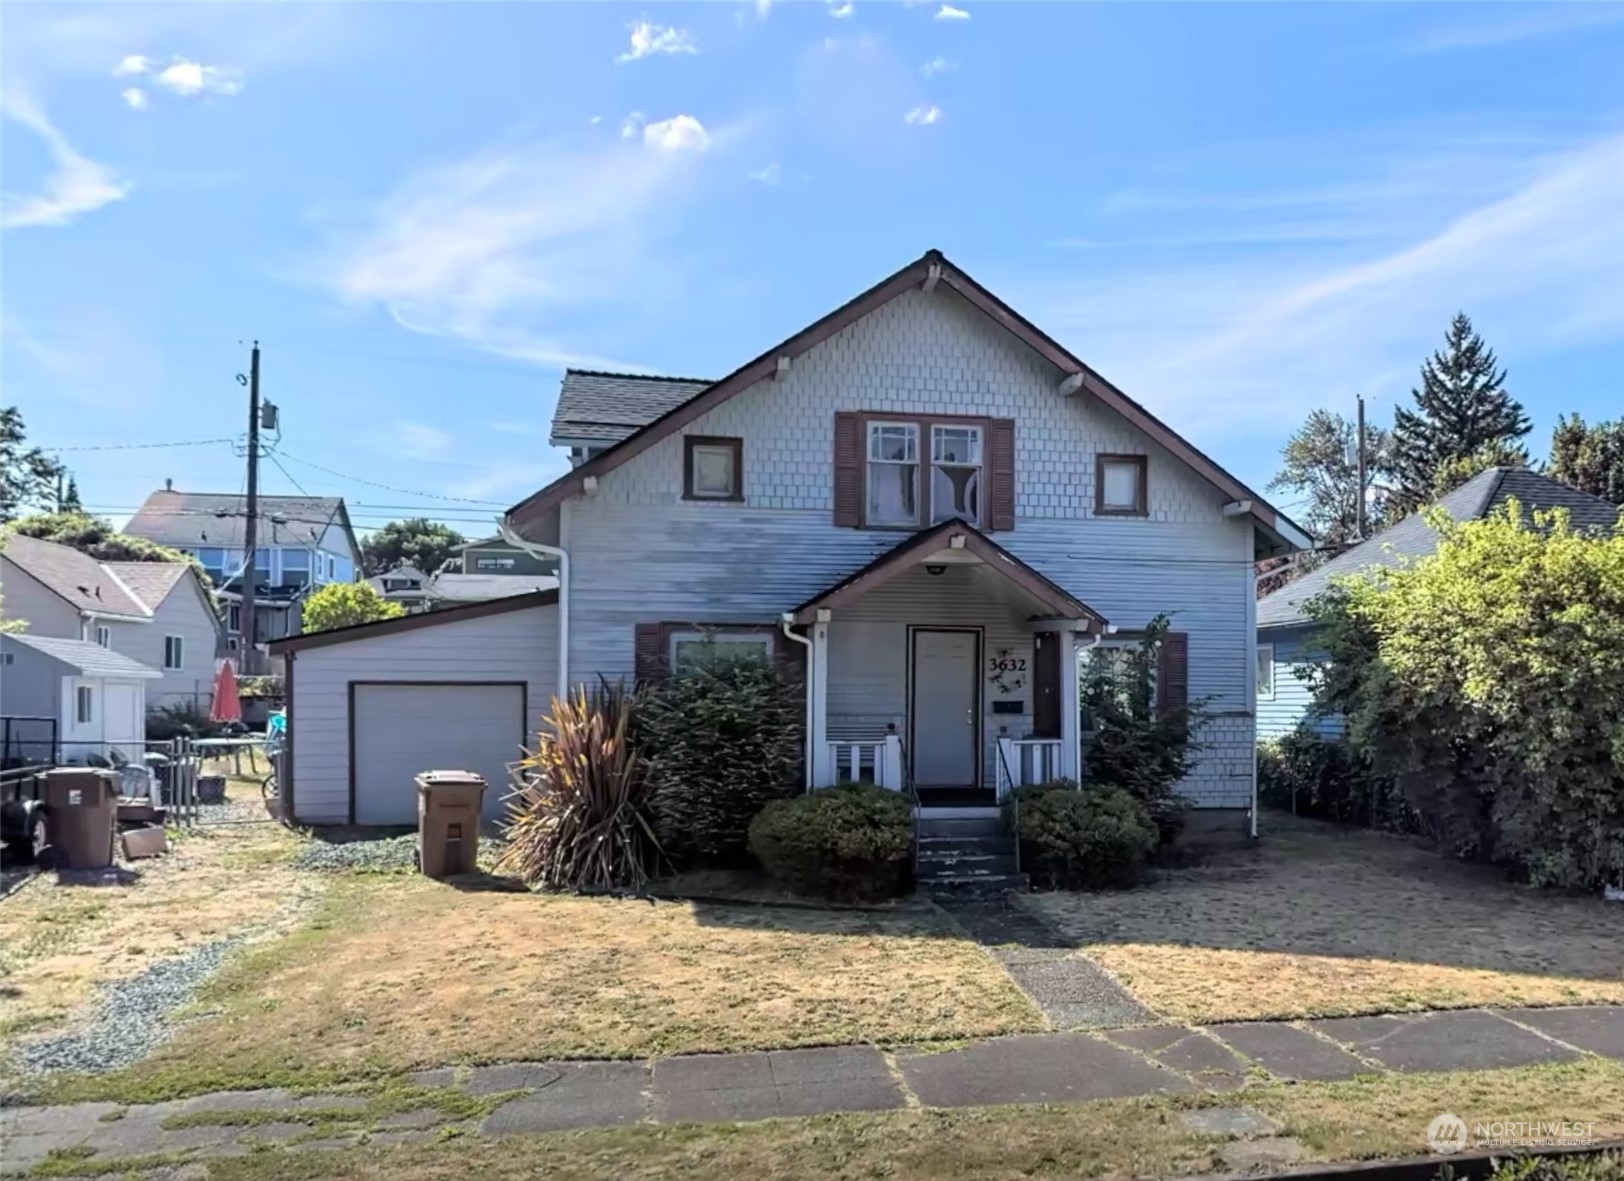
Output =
[{"x1": 351, "y1": 683, "x2": 525, "y2": 826}]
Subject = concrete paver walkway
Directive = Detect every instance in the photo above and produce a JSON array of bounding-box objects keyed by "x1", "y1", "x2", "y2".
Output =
[{"x1": 4, "y1": 1004, "x2": 1619, "y2": 1175}]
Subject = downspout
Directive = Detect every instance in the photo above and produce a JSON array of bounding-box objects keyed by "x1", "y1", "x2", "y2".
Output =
[
  {"x1": 780, "y1": 614, "x2": 814, "y2": 791},
  {"x1": 497, "y1": 521, "x2": 569, "y2": 705}
]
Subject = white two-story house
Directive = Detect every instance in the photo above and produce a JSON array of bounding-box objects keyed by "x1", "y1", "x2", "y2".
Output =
[
  {"x1": 125, "y1": 487, "x2": 363, "y2": 645},
  {"x1": 272, "y1": 252, "x2": 1308, "y2": 834}
]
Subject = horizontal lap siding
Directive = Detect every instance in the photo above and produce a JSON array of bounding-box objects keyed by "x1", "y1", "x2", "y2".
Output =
[
  {"x1": 1257, "y1": 627, "x2": 1343, "y2": 741},
  {"x1": 561, "y1": 286, "x2": 1257, "y2": 809},
  {"x1": 289, "y1": 606, "x2": 557, "y2": 824}
]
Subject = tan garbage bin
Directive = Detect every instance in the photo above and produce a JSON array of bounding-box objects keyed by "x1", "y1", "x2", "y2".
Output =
[
  {"x1": 416, "y1": 770, "x2": 486, "y2": 879},
  {"x1": 43, "y1": 768, "x2": 118, "y2": 870}
]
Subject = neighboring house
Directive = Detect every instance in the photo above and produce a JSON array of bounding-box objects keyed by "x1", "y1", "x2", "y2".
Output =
[
  {"x1": 1, "y1": 634, "x2": 162, "y2": 764},
  {"x1": 367, "y1": 565, "x2": 431, "y2": 611},
  {"x1": 549, "y1": 370, "x2": 710, "y2": 468},
  {"x1": 1256, "y1": 467, "x2": 1621, "y2": 740},
  {"x1": 425, "y1": 571, "x2": 557, "y2": 607},
  {"x1": 452, "y1": 535, "x2": 557, "y2": 577},
  {"x1": 124, "y1": 485, "x2": 363, "y2": 644},
  {"x1": 0, "y1": 534, "x2": 224, "y2": 715},
  {"x1": 273, "y1": 250, "x2": 1310, "y2": 830}
]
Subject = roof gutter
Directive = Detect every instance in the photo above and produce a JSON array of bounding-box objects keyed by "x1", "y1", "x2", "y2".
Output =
[{"x1": 497, "y1": 519, "x2": 569, "y2": 706}]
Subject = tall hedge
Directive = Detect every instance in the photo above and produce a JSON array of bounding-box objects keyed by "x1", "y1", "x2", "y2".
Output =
[
  {"x1": 640, "y1": 648, "x2": 802, "y2": 866},
  {"x1": 1306, "y1": 499, "x2": 1624, "y2": 887}
]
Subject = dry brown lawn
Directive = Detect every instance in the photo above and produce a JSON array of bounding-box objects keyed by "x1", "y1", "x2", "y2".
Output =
[
  {"x1": 1027, "y1": 814, "x2": 1624, "y2": 1023},
  {"x1": 79, "y1": 873, "x2": 1042, "y2": 1099},
  {"x1": 0, "y1": 810, "x2": 315, "y2": 1049},
  {"x1": 182, "y1": 1059, "x2": 1624, "y2": 1181}
]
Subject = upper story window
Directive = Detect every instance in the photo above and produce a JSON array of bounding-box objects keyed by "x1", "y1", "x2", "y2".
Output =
[
  {"x1": 1096, "y1": 454, "x2": 1148, "y2": 516},
  {"x1": 683, "y1": 436, "x2": 743, "y2": 502},
  {"x1": 866, "y1": 417, "x2": 985, "y2": 528},
  {"x1": 1257, "y1": 644, "x2": 1275, "y2": 700},
  {"x1": 254, "y1": 548, "x2": 272, "y2": 585},
  {"x1": 281, "y1": 549, "x2": 310, "y2": 588},
  {"x1": 164, "y1": 635, "x2": 185, "y2": 671},
  {"x1": 96, "y1": 625, "x2": 112, "y2": 648}
]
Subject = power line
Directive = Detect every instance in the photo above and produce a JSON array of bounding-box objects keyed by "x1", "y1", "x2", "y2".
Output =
[
  {"x1": 268, "y1": 448, "x2": 509, "y2": 506},
  {"x1": 39, "y1": 438, "x2": 236, "y2": 453},
  {"x1": 265, "y1": 451, "x2": 314, "y2": 499}
]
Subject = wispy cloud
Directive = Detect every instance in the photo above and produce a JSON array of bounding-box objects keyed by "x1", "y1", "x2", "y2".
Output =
[
  {"x1": 904, "y1": 104, "x2": 942, "y2": 126},
  {"x1": 112, "y1": 54, "x2": 150, "y2": 77},
  {"x1": 313, "y1": 120, "x2": 735, "y2": 366},
  {"x1": 921, "y1": 56, "x2": 957, "y2": 77},
  {"x1": 934, "y1": 4, "x2": 970, "y2": 21},
  {"x1": 378, "y1": 420, "x2": 454, "y2": 461},
  {"x1": 1020, "y1": 132, "x2": 1624, "y2": 443},
  {"x1": 1406, "y1": 4, "x2": 1624, "y2": 53},
  {"x1": 110, "y1": 53, "x2": 244, "y2": 97},
  {"x1": 829, "y1": 3, "x2": 855, "y2": 18},
  {"x1": 748, "y1": 161, "x2": 781, "y2": 185},
  {"x1": 121, "y1": 87, "x2": 147, "y2": 110},
  {"x1": 615, "y1": 21, "x2": 697, "y2": 64},
  {"x1": 0, "y1": 91, "x2": 130, "y2": 229}
]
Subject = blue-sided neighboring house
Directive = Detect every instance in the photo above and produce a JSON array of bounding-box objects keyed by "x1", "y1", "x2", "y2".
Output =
[{"x1": 1256, "y1": 466, "x2": 1621, "y2": 740}]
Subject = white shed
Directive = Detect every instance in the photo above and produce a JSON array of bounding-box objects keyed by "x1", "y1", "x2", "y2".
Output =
[
  {"x1": 268, "y1": 591, "x2": 558, "y2": 826},
  {"x1": 0, "y1": 634, "x2": 162, "y2": 763}
]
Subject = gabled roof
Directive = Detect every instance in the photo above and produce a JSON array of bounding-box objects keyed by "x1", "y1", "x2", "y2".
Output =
[
  {"x1": 550, "y1": 370, "x2": 713, "y2": 446},
  {"x1": 791, "y1": 520, "x2": 1106, "y2": 629},
  {"x1": 1, "y1": 535, "x2": 150, "y2": 619},
  {"x1": 427, "y1": 573, "x2": 558, "y2": 604},
  {"x1": 1258, "y1": 467, "x2": 1621, "y2": 629},
  {"x1": 508, "y1": 249, "x2": 1310, "y2": 553},
  {"x1": 269, "y1": 588, "x2": 558, "y2": 654},
  {"x1": 125, "y1": 490, "x2": 360, "y2": 560},
  {"x1": 102, "y1": 562, "x2": 188, "y2": 609},
  {"x1": 2, "y1": 633, "x2": 162, "y2": 678}
]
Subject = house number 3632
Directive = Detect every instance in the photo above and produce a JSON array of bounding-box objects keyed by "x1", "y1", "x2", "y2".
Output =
[{"x1": 988, "y1": 651, "x2": 1027, "y2": 694}]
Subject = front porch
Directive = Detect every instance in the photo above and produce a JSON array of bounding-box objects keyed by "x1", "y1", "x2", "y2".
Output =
[{"x1": 790, "y1": 521, "x2": 1106, "y2": 808}]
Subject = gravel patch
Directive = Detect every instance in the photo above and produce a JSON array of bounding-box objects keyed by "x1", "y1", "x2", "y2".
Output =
[
  {"x1": 291, "y1": 834, "x2": 419, "y2": 874},
  {"x1": 15, "y1": 936, "x2": 246, "y2": 1076}
]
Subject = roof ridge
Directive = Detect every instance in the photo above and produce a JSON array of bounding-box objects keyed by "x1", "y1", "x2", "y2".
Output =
[{"x1": 563, "y1": 368, "x2": 715, "y2": 384}]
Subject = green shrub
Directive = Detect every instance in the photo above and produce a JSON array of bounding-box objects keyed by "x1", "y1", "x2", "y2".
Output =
[
  {"x1": 641, "y1": 648, "x2": 802, "y2": 867},
  {"x1": 146, "y1": 702, "x2": 227, "y2": 742},
  {"x1": 1257, "y1": 728, "x2": 1411, "y2": 830},
  {"x1": 747, "y1": 783, "x2": 912, "y2": 902},
  {"x1": 1004, "y1": 783, "x2": 1158, "y2": 890}
]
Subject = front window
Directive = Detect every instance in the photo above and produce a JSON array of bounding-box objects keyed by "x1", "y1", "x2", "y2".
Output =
[
  {"x1": 1257, "y1": 643, "x2": 1275, "y2": 700},
  {"x1": 164, "y1": 635, "x2": 185, "y2": 671},
  {"x1": 669, "y1": 630, "x2": 773, "y2": 675},
  {"x1": 930, "y1": 424, "x2": 982, "y2": 525},
  {"x1": 867, "y1": 422, "x2": 920, "y2": 526},
  {"x1": 1079, "y1": 641, "x2": 1155, "y2": 736},
  {"x1": 75, "y1": 685, "x2": 94, "y2": 725}
]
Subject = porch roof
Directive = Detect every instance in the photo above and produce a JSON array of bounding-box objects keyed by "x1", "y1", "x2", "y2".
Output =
[{"x1": 789, "y1": 520, "x2": 1107, "y2": 629}]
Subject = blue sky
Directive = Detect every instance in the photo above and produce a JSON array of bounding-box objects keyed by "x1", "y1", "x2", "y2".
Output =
[{"x1": 4, "y1": 1, "x2": 1621, "y2": 537}]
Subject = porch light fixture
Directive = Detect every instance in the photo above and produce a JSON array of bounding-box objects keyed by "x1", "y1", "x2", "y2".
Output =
[{"x1": 926, "y1": 564, "x2": 946, "y2": 576}]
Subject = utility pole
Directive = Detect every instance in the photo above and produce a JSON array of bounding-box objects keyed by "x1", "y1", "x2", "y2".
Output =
[
  {"x1": 1355, "y1": 394, "x2": 1368, "y2": 541},
  {"x1": 242, "y1": 342, "x2": 261, "y2": 672}
]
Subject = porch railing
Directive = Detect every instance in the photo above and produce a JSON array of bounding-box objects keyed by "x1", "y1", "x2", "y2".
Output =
[
  {"x1": 994, "y1": 738, "x2": 1064, "y2": 801},
  {"x1": 827, "y1": 735, "x2": 906, "y2": 791}
]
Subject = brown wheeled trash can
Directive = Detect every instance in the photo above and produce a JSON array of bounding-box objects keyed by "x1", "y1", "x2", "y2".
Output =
[
  {"x1": 43, "y1": 768, "x2": 118, "y2": 869},
  {"x1": 416, "y1": 770, "x2": 486, "y2": 879}
]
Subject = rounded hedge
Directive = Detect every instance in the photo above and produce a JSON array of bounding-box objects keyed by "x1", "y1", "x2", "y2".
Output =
[
  {"x1": 747, "y1": 783, "x2": 913, "y2": 902},
  {"x1": 1005, "y1": 783, "x2": 1157, "y2": 890}
]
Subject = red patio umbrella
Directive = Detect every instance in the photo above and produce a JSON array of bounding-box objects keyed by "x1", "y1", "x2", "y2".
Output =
[{"x1": 209, "y1": 659, "x2": 243, "y2": 725}]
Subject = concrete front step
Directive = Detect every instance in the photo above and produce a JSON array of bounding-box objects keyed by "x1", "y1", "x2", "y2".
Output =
[
  {"x1": 921, "y1": 873, "x2": 1030, "y2": 899},
  {"x1": 918, "y1": 853, "x2": 1019, "y2": 879},
  {"x1": 918, "y1": 835, "x2": 1015, "y2": 857},
  {"x1": 918, "y1": 816, "x2": 1004, "y2": 839}
]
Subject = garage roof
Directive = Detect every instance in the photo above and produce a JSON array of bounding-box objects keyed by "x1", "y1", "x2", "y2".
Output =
[
  {"x1": 4, "y1": 634, "x2": 163, "y2": 678},
  {"x1": 268, "y1": 588, "x2": 558, "y2": 654}
]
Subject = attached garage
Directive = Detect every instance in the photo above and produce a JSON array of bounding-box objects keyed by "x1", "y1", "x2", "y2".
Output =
[{"x1": 269, "y1": 591, "x2": 558, "y2": 826}]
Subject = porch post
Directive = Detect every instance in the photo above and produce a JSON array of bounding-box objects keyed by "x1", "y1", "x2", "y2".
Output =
[
  {"x1": 809, "y1": 609, "x2": 832, "y2": 787},
  {"x1": 1059, "y1": 627, "x2": 1082, "y2": 782}
]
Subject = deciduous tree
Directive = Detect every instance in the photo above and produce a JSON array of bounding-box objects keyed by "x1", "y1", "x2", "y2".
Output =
[
  {"x1": 360, "y1": 517, "x2": 467, "y2": 577},
  {"x1": 300, "y1": 581, "x2": 405, "y2": 633},
  {"x1": 1548, "y1": 414, "x2": 1624, "y2": 505}
]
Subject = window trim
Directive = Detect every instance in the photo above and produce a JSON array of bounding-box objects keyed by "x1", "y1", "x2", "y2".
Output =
[
  {"x1": 859, "y1": 412, "x2": 989, "y2": 530},
  {"x1": 164, "y1": 635, "x2": 185, "y2": 671},
  {"x1": 1257, "y1": 642, "x2": 1275, "y2": 701},
  {"x1": 1095, "y1": 453, "x2": 1149, "y2": 517},
  {"x1": 682, "y1": 435, "x2": 744, "y2": 502},
  {"x1": 75, "y1": 684, "x2": 94, "y2": 725},
  {"x1": 95, "y1": 625, "x2": 112, "y2": 649}
]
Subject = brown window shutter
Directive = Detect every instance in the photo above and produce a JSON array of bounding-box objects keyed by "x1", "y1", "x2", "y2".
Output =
[
  {"x1": 1157, "y1": 631, "x2": 1189, "y2": 729},
  {"x1": 833, "y1": 411, "x2": 862, "y2": 528},
  {"x1": 988, "y1": 418, "x2": 1016, "y2": 532},
  {"x1": 634, "y1": 623, "x2": 668, "y2": 685},
  {"x1": 1031, "y1": 633, "x2": 1061, "y2": 739}
]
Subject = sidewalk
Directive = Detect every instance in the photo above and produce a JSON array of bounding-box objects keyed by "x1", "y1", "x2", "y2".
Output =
[{"x1": 4, "y1": 1005, "x2": 1620, "y2": 1174}]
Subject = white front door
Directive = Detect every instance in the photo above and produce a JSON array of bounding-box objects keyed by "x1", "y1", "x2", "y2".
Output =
[{"x1": 911, "y1": 630, "x2": 979, "y2": 786}]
